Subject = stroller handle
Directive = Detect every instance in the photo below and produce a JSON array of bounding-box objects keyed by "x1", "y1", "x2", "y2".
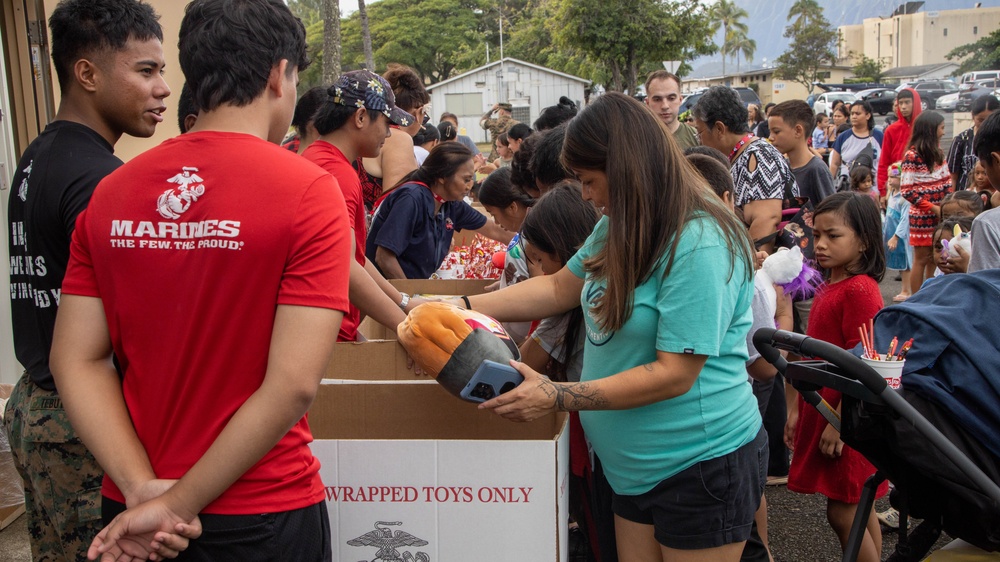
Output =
[
  {"x1": 754, "y1": 328, "x2": 1000, "y2": 507},
  {"x1": 752, "y1": 328, "x2": 888, "y2": 392}
]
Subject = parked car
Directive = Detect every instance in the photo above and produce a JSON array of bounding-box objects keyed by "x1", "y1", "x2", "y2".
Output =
[
  {"x1": 896, "y1": 80, "x2": 960, "y2": 110},
  {"x1": 679, "y1": 92, "x2": 703, "y2": 115},
  {"x1": 936, "y1": 92, "x2": 959, "y2": 112},
  {"x1": 733, "y1": 87, "x2": 763, "y2": 110},
  {"x1": 856, "y1": 88, "x2": 897, "y2": 115},
  {"x1": 679, "y1": 87, "x2": 762, "y2": 116},
  {"x1": 957, "y1": 79, "x2": 1000, "y2": 112},
  {"x1": 959, "y1": 70, "x2": 1000, "y2": 92},
  {"x1": 812, "y1": 91, "x2": 858, "y2": 115}
]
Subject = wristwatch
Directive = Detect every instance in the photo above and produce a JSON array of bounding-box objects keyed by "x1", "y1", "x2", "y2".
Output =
[{"x1": 398, "y1": 292, "x2": 410, "y2": 310}]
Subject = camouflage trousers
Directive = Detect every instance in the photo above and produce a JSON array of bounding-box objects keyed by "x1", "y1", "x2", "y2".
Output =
[{"x1": 2, "y1": 373, "x2": 103, "y2": 561}]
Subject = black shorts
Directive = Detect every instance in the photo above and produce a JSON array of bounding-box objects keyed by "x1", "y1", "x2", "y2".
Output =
[
  {"x1": 612, "y1": 426, "x2": 768, "y2": 550},
  {"x1": 103, "y1": 497, "x2": 332, "y2": 562}
]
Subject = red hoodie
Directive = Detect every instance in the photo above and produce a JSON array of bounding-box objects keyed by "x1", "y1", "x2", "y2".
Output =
[{"x1": 878, "y1": 87, "x2": 923, "y2": 194}]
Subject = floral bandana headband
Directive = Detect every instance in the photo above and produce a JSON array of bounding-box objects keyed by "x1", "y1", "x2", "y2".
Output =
[{"x1": 328, "y1": 70, "x2": 415, "y2": 127}]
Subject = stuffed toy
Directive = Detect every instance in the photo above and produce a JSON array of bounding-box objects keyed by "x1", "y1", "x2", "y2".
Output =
[
  {"x1": 941, "y1": 224, "x2": 972, "y2": 260},
  {"x1": 397, "y1": 302, "x2": 520, "y2": 398},
  {"x1": 754, "y1": 246, "x2": 822, "y2": 322}
]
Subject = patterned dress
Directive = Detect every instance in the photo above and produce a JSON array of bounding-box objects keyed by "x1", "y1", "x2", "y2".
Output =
[
  {"x1": 730, "y1": 138, "x2": 799, "y2": 208},
  {"x1": 900, "y1": 149, "x2": 953, "y2": 246}
]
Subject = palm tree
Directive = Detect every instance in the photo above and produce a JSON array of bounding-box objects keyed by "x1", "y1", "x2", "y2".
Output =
[
  {"x1": 322, "y1": 0, "x2": 341, "y2": 82},
  {"x1": 709, "y1": 0, "x2": 749, "y2": 78},
  {"x1": 726, "y1": 29, "x2": 756, "y2": 75},
  {"x1": 358, "y1": 0, "x2": 374, "y2": 70},
  {"x1": 788, "y1": 0, "x2": 824, "y2": 29}
]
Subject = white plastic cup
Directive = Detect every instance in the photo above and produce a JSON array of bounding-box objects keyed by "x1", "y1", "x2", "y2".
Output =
[{"x1": 862, "y1": 357, "x2": 904, "y2": 390}]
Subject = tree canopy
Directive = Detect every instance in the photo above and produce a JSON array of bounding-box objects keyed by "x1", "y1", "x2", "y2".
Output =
[
  {"x1": 850, "y1": 54, "x2": 886, "y2": 83},
  {"x1": 289, "y1": 0, "x2": 716, "y2": 93},
  {"x1": 774, "y1": 0, "x2": 838, "y2": 95},
  {"x1": 947, "y1": 29, "x2": 1000, "y2": 76},
  {"x1": 553, "y1": 0, "x2": 715, "y2": 93}
]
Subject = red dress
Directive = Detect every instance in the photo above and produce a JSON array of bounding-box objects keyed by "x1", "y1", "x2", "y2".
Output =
[
  {"x1": 900, "y1": 149, "x2": 952, "y2": 247},
  {"x1": 788, "y1": 274, "x2": 889, "y2": 503}
]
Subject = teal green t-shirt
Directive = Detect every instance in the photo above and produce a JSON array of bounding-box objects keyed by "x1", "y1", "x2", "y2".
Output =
[{"x1": 568, "y1": 215, "x2": 761, "y2": 496}]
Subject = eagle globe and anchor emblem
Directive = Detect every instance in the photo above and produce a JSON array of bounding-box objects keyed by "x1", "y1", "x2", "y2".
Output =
[
  {"x1": 348, "y1": 521, "x2": 430, "y2": 562},
  {"x1": 157, "y1": 166, "x2": 205, "y2": 219}
]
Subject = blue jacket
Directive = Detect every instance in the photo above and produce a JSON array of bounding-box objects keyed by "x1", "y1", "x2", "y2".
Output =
[{"x1": 872, "y1": 270, "x2": 1000, "y2": 458}]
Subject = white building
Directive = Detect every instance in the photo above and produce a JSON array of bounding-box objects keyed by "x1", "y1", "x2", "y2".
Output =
[{"x1": 427, "y1": 57, "x2": 590, "y2": 144}]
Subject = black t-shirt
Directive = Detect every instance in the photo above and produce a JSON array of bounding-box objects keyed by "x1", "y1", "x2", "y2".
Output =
[
  {"x1": 792, "y1": 156, "x2": 836, "y2": 206},
  {"x1": 8, "y1": 121, "x2": 121, "y2": 390}
]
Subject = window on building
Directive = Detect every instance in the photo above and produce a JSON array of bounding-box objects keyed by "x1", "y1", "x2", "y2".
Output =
[
  {"x1": 944, "y1": 28, "x2": 948, "y2": 37},
  {"x1": 889, "y1": 36, "x2": 892, "y2": 47},
  {"x1": 817, "y1": 71, "x2": 831, "y2": 79},
  {"x1": 445, "y1": 92, "x2": 485, "y2": 116},
  {"x1": 975, "y1": 26, "x2": 979, "y2": 34},
  {"x1": 511, "y1": 105, "x2": 531, "y2": 124}
]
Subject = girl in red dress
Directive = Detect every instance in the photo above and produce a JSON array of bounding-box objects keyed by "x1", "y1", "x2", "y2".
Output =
[
  {"x1": 785, "y1": 192, "x2": 888, "y2": 562},
  {"x1": 901, "y1": 111, "x2": 952, "y2": 295}
]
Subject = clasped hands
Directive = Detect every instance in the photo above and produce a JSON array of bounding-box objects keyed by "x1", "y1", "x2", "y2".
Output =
[{"x1": 88, "y1": 479, "x2": 202, "y2": 562}]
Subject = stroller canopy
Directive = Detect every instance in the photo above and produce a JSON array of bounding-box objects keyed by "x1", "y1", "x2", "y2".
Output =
[{"x1": 873, "y1": 269, "x2": 1000, "y2": 459}]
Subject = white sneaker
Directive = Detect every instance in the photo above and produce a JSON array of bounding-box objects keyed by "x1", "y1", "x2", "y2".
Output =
[{"x1": 877, "y1": 507, "x2": 900, "y2": 528}]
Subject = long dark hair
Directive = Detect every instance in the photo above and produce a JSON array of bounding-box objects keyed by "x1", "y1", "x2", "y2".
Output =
[
  {"x1": 906, "y1": 111, "x2": 945, "y2": 168},
  {"x1": 561, "y1": 93, "x2": 755, "y2": 331},
  {"x1": 520, "y1": 181, "x2": 599, "y2": 381},
  {"x1": 478, "y1": 167, "x2": 535, "y2": 209},
  {"x1": 850, "y1": 100, "x2": 875, "y2": 133},
  {"x1": 390, "y1": 142, "x2": 472, "y2": 191},
  {"x1": 813, "y1": 192, "x2": 886, "y2": 282}
]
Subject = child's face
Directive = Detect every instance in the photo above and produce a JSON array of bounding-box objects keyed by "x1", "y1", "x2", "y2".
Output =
[
  {"x1": 974, "y1": 161, "x2": 992, "y2": 191},
  {"x1": 496, "y1": 141, "x2": 511, "y2": 159},
  {"x1": 812, "y1": 210, "x2": 864, "y2": 279},
  {"x1": 853, "y1": 175, "x2": 873, "y2": 192},
  {"x1": 767, "y1": 115, "x2": 799, "y2": 155},
  {"x1": 887, "y1": 175, "x2": 900, "y2": 192},
  {"x1": 522, "y1": 239, "x2": 562, "y2": 276},
  {"x1": 484, "y1": 203, "x2": 523, "y2": 233},
  {"x1": 941, "y1": 201, "x2": 975, "y2": 219},
  {"x1": 933, "y1": 229, "x2": 953, "y2": 269}
]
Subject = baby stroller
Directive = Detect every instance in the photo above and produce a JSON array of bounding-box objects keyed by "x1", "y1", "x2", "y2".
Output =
[{"x1": 753, "y1": 269, "x2": 1000, "y2": 562}]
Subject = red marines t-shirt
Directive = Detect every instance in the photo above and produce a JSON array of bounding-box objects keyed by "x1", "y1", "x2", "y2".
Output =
[
  {"x1": 302, "y1": 140, "x2": 366, "y2": 341},
  {"x1": 62, "y1": 131, "x2": 351, "y2": 514}
]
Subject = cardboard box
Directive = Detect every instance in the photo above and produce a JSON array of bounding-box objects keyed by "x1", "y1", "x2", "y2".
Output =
[
  {"x1": 325, "y1": 340, "x2": 421, "y2": 380},
  {"x1": 923, "y1": 539, "x2": 1000, "y2": 560},
  {"x1": 309, "y1": 381, "x2": 569, "y2": 561},
  {"x1": 390, "y1": 278, "x2": 493, "y2": 296},
  {"x1": 0, "y1": 383, "x2": 25, "y2": 531},
  {"x1": 358, "y1": 278, "x2": 493, "y2": 341},
  {"x1": 0, "y1": 503, "x2": 24, "y2": 530}
]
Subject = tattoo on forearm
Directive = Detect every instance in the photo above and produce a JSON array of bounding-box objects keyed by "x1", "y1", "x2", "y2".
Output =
[
  {"x1": 643, "y1": 362, "x2": 654, "y2": 372},
  {"x1": 541, "y1": 379, "x2": 609, "y2": 411}
]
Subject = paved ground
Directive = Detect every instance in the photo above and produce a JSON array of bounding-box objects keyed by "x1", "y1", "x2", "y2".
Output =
[{"x1": 0, "y1": 111, "x2": 969, "y2": 562}]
